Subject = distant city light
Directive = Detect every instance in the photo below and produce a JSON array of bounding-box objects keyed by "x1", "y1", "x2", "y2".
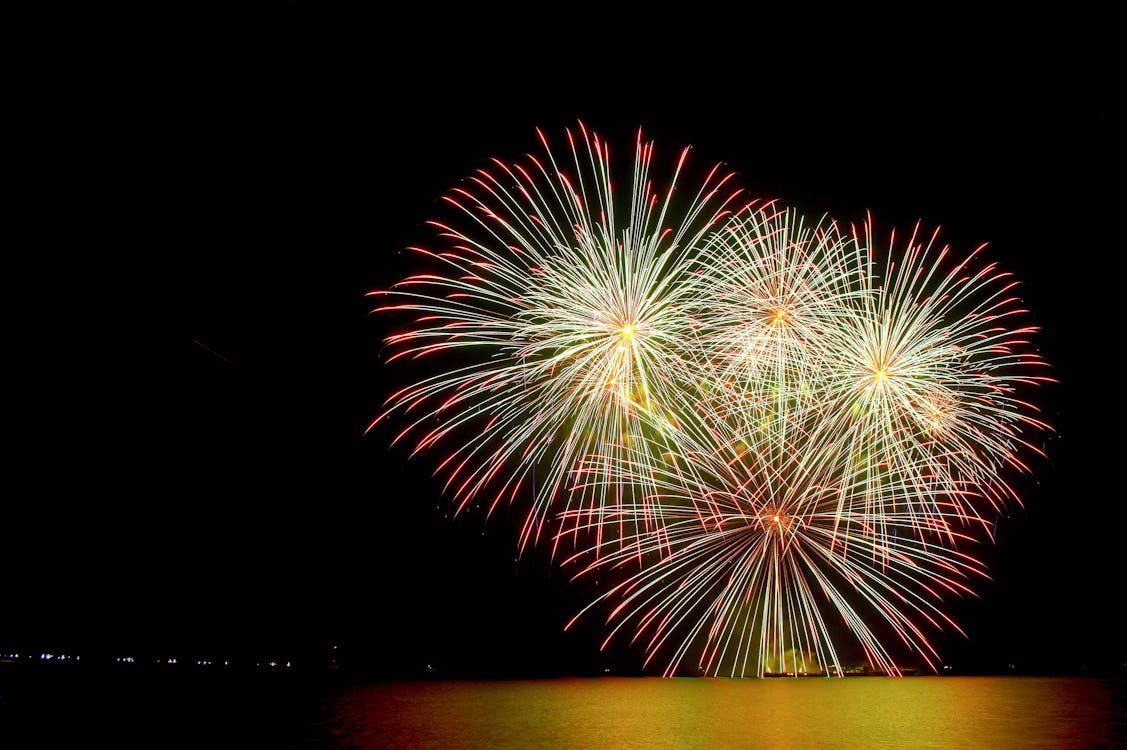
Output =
[{"x1": 3, "y1": 647, "x2": 304, "y2": 671}]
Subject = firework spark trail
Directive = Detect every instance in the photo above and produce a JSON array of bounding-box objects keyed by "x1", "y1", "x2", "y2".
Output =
[
  {"x1": 563, "y1": 424, "x2": 992, "y2": 678},
  {"x1": 369, "y1": 122, "x2": 749, "y2": 552}
]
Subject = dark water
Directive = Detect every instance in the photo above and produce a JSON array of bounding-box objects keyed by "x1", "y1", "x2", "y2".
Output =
[{"x1": 3, "y1": 672, "x2": 1125, "y2": 748}]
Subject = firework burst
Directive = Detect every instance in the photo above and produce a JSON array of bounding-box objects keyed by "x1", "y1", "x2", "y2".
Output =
[
  {"x1": 683, "y1": 203, "x2": 867, "y2": 445},
  {"x1": 563, "y1": 422, "x2": 991, "y2": 678},
  {"x1": 812, "y1": 217, "x2": 1053, "y2": 546},
  {"x1": 369, "y1": 122, "x2": 748, "y2": 551}
]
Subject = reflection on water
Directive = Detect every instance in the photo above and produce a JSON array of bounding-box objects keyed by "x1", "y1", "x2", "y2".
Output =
[{"x1": 312, "y1": 677, "x2": 1127, "y2": 749}]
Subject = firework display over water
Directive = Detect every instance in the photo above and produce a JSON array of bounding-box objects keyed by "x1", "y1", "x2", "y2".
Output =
[{"x1": 5, "y1": 14, "x2": 1122, "y2": 686}]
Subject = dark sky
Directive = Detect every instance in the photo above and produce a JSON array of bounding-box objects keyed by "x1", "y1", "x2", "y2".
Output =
[{"x1": 8, "y1": 15, "x2": 1123, "y2": 677}]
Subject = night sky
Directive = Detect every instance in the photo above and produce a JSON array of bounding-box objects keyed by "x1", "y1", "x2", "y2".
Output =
[{"x1": 8, "y1": 16, "x2": 1123, "y2": 678}]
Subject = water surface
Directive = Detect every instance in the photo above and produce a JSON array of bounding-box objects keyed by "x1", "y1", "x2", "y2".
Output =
[
  {"x1": 3, "y1": 672, "x2": 1123, "y2": 748},
  {"x1": 313, "y1": 676, "x2": 1126, "y2": 749}
]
